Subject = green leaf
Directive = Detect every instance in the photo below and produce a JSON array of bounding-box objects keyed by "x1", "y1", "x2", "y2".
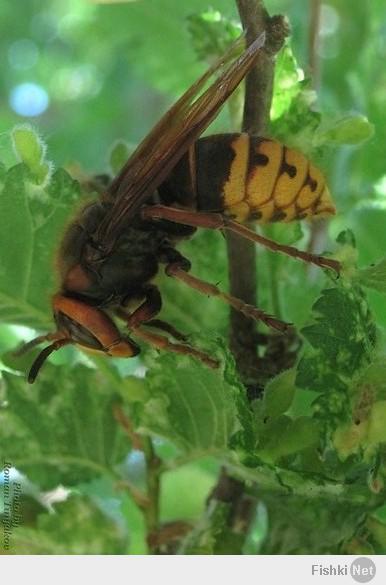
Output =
[
  {"x1": 355, "y1": 361, "x2": 386, "y2": 402},
  {"x1": 333, "y1": 403, "x2": 386, "y2": 461},
  {"x1": 11, "y1": 125, "x2": 51, "y2": 185},
  {"x1": 259, "y1": 494, "x2": 375, "y2": 554},
  {"x1": 296, "y1": 255, "x2": 376, "y2": 426},
  {"x1": 109, "y1": 140, "x2": 134, "y2": 174},
  {"x1": 0, "y1": 132, "x2": 18, "y2": 169},
  {"x1": 0, "y1": 365, "x2": 130, "y2": 489},
  {"x1": 332, "y1": 360, "x2": 386, "y2": 458},
  {"x1": 367, "y1": 515, "x2": 386, "y2": 553},
  {"x1": 271, "y1": 44, "x2": 305, "y2": 121},
  {"x1": 7, "y1": 494, "x2": 128, "y2": 554},
  {"x1": 301, "y1": 286, "x2": 375, "y2": 377},
  {"x1": 161, "y1": 462, "x2": 217, "y2": 522},
  {"x1": 179, "y1": 499, "x2": 232, "y2": 554},
  {"x1": 0, "y1": 140, "x2": 80, "y2": 329},
  {"x1": 271, "y1": 58, "x2": 321, "y2": 156},
  {"x1": 297, "y1": 284, "x2": 376, "y2": 388},
  {"x1": 315, "y1": 114, "x2": 374, "y2": 147},
  {"x1": 187, "y1": 9, "x2": 241, "y2": 62},
  {"x1": 263, "y1": 221, "x2": 303, "y2": 247},
  {"x1": 78, "y1": 476, "x2": 147, "y2": 554},
  {"x1": 257, "y1": 415, "x2": 320, "y2": 463},
  {"x1": 358, "y1": 257, "x2": 386, "y2": 294},
  {"x1": 368, "y1": 401, "x2": 386, "y2": 445},
  {"x1": 263, "y1": 369, "x2": 296, "y2": 419},
  {"x1": 135, "y1": 338, "x2": 253, "y2": 455},
  {"x1": 271, "y1": 44, "x2": 373, "y2": 158}
]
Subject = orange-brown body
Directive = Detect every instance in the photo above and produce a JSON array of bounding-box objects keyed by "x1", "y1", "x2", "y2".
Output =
[
  {"x1": 21, "y1": 35, "x2": 339, "y2": 382},
  {"x1": 47, "y1": 132, "x2": 335, "y2": 366},
  {"x1": 58, "y1": 133, "x2": 335, "y2": 310}
]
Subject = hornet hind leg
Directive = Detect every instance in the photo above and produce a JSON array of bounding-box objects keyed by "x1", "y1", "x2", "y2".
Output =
[{"x1": 142, "y1": 204, "x2": 341, "y2": 273}]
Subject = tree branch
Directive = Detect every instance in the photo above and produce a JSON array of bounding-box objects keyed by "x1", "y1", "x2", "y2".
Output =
[
  {"x1": 209, "y1": 0, "x2": 288, "y2": 554},
  {"x1": 227, "y1": 2, "x2": 289, "y2": 395}
]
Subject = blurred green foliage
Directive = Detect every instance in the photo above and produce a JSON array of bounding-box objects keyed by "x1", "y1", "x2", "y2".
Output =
[{"x1": 1, "y1": 0, "x2": 386, "y2": 555}]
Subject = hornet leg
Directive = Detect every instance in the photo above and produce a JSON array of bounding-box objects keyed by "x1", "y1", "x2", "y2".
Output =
[
  {"x1": 144, "y1": 319, "x2": 188, "y2": 342},
  {"x1": 122, "y1": 285, "x2": 162, "y2": 329},
  {"x1": 120, "y1": 284, "x2": 187, "y2": 341},
  {"x1": 130, "y1": 327, "x2": 219, "y2": 369},
  {"x1": 142, "y1": 205, "x2": 341, "y2": 273},
  {"x1": 157, "y1": 244, "x2": 290, "y2": 332},
  {"x1": 165, "y1": 262, "x2": 290, "y2": 333},
  {"x1": 118, "y1": 307, "x2": 217, "y2": 367},
  {"x1": 117, "y1": 284, "x2": 212, "y2": 364}
]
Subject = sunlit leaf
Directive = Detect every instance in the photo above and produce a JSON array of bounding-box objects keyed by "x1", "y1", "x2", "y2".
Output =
[
  {"x1": 315, "y1": 113, "x2": 374, "y2": 147},
  {"x1": 262, "y1": 369, "x2": 296, "y2": 419},
  {"x1": 11, "y1": 125, "x2": 52, "y2": 186},
  {"x1": 0, "y1": 365, "x2": 130, "y2": 489},
  {"x1": 0, "y1": 129, "x2": 80, "y2": 329},
  {"x1": 358, "y1": 257, "x2": 386, "y2": 294},
  {"x1": 296, "y1": 233, "x2": 377, "y2": 427},
  {"x1": 257, "y1": 415, "x2": 320, "y2": 463},
  {"x1": 271, "y1": 44, "x2": 305, "y2": 121},
  {"x1": 134, "y1": 340, "x2": 254, "y2": 455},
  {"x1": 6, "y1": 494, "x2": 128, "y2": 554},
  {"x1": 187, "y1": 8, "x2": 241, "y2": 62}
]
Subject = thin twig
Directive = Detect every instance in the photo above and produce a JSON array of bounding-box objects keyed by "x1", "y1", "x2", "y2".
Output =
[
  {"x1": 141, "y1": 436, "x2": 162, "y2": 553},
  {"x1": 226, "y1": 0, "x2": 269, "y2": 396},
  {"x1": 229, "y1": 1, "x2": 289, "y2": 390},
  {"x1": 237, "y1": 0, "x2": 273, "y2": 134},
  {"x1": 115, "y1": 479, "x2": 150, "y2": 510},
  {"x1": 113, "y1": 403, "x2": 143, "y2": 450},
  {"x1": 227, "y1": 2, "x2": 289, "y2": 394},
  {"x1": 209, "y1": 0, "x2": 288, "y2": 553},
  {"x1": 113, "y1": 404, "x2": 162, "y2": 553}
]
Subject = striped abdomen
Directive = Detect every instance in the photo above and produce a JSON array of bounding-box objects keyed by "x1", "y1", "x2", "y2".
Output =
[{"x1": 159, "y1": 133, "x2": 335, "y2": 223}]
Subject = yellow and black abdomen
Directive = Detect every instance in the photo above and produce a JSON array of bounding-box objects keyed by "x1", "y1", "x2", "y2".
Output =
[
  {"x1": 191, "y1": 133, "x2": 335, "y2": 223},
  {"x1": 158, "y1": 133, "x2": 335, "y2": 223}
]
